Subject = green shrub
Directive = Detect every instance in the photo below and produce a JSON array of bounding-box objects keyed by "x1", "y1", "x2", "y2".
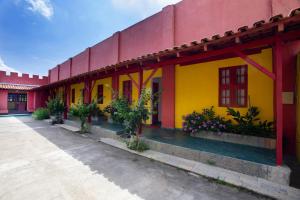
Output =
[
  {"x1": 182, "y1": 106, "x2": 275, "y2": 138},
  {"x1": 69, "y1": 101, "x2": 99, "y2": 133},
  {"x1": 126, "y1": 138, "x2": 149, "y2": 152},
  {"x1": 104, "y1": 97, "x2": 130, "y2": 124},
  {"x1": 226, "y1": 107, "x2": 274, "y2": 137},
  {"x1": 33, "y1": 108, "x2": 49, "y2": 120},
  {"x1": 46, "y1": 97, "x2": 65, "y2": 124}
]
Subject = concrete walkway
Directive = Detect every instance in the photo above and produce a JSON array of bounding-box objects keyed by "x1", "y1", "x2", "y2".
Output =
[{"x1": 0, "y1": 116, "x2": 271, "y2": 200}]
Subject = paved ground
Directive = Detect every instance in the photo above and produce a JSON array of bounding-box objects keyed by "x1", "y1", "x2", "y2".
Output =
[{"x1": 0, "y1": 116, "x2": 270, "y2": 200}]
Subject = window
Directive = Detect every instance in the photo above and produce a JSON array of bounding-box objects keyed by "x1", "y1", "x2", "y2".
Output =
[
  {"x1": 97, "y1": 84, "x2": 104, "y2": 104},
  {"x1": 71, "y1": 89, "x2": 75, "y2": 103},
  {"x1": 219, "y1": 65, "x2": 248, "y2": 107},
  {"x1": 8, "y1": 94, "x2": 27, "y2": 102},
  {"x1": 122, "y1": 80, "x2": 132, "y2": 103}
]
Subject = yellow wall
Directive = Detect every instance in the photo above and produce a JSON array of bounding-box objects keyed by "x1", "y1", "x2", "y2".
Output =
[
  {"x1": 70, "y1": 82, "x2": 84, "y2": 105},
  {"x1": 296, "y1": 53, "x2": 300, "y2": 161},
  {"x1": 175, "y1": 48, "x2": 274, "y2": 128},
  {"x1": 91, "y1": 77, "x2": 112, "y2": 110}
]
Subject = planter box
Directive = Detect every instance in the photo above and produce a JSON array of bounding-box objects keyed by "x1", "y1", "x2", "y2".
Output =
[{"x1": 191, "y1": 131, "x2": 276, "y2": 149}]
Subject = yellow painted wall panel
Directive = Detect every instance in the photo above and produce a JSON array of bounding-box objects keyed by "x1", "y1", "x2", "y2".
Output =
[
  {"x1": 91, "y1": 77, "x2": 112, "y2": 110},
  {"x1": 175, "y1": 48, "x2": 274, "y2": 128},
  {"x1": 70, "y1": 82, "x2": 84, "y2": 106}
]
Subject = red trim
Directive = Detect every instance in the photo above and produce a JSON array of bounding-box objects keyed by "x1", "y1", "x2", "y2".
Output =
[
  {"x1": 234, "y1": 50, "x2": 275, "y2": 80},
  {"x1": 148, "y1": 37, "x2": 275, "y2": 69},
  {"x1": 219, "y1": 65, "x2": 248, "y2": 108},
  {"x1": 274, "y1": 37, "x2": 283, "y2": 166}
]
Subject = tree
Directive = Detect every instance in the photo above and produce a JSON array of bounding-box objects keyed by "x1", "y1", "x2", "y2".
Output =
[{"x1": 69, "y1": 101, "x2": 99, "y2": 133}]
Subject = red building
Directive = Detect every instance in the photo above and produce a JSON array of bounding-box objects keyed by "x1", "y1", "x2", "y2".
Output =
[
  {"x1": 0, "y1": 71, "x2": 48, "y2": 114},
  {"x1": 2, "y1": 0, "x2": 300, "y2": 165}
]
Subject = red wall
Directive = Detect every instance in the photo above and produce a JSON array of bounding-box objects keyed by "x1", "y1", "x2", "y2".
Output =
[
  {"x1": 27, "y1": 91, "x2": 35, "y2": 112},
  {"x1": 90, "y1": 33, "x2": 119, "y2": 71},
  {"x1": 71, "y1": 49, "x2": 89, "y2": 77},
  {"x1": 59, "y1": 60, "x2": 71, "y2": 80},
  {"x1": 0, "y1": 71, "x2": 48, "y2": 86},
  {"x1": 48, "y1": 0, "x2": 300, "y2": 83},
  {"x1": 0, "y1": 89, "x2": 8, "y2": 114},
  {"x1": 50, "y1": 66, "x2": 59, "y2": 83}
]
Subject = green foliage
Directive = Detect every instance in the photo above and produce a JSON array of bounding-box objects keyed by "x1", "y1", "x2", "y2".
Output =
[
  {"x1": 46, "y1": 97, "x2": 65, "y2": 124},
  {"x1": 123, "y1": 89, "x2": 152, "y2": 136},
  {"x1": 183, "y1": 107, "x2": 230, "y2": 133},
  {"x1": 33, "y1": 108, "x2": 50, "y2": 120},
  {"x1": 126, "y1": 138, "x2": 149, "y2": 152},
  {"x1": 104, "y1": 97, "x2": 130, "y2": 124},
  {"x1": 183, "y1": 106, "x2": 274, "y2": 138},
  {"x1": 69, "y1": 101, "x2": 99, "y2": 133},
  {"x1": 226, "y1": 106, "x2": 274, "y2": 137}
]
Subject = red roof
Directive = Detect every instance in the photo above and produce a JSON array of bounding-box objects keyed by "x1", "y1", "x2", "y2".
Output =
[{"x1": 0, "y1": 83, "x2": 38, "y2": 90}]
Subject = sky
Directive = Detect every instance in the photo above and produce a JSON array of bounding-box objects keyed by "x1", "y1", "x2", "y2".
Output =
[{"x1": 0, "y1": 0, "x2": 181, "y2": 76}]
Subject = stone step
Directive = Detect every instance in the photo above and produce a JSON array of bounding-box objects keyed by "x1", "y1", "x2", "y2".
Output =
[
  {"x1": 99, "y1": 137, "x2": 300, "y2": 200},
  {"x1": 57, "y1": 124, "x2": 80, "y2": 132}
]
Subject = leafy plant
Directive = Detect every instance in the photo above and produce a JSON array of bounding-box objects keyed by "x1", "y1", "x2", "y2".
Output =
[
  {"x1": 123, "y1": 89, "x2": 152, "y2": 137},
  {"x1": 33, "y1": 108, "x2": 50, "y2": 120},
  {"x1": 46, "y1": 97, "x2": 65, "y2": 124},
  {"x1": 69, "y1": 101, "x2": 99, "y2": 133},
  {"x1": 104, "y1": 97, "x2": 130, "y2": 124},
  {"x1": 226, "y1": 106, "x2": 274, "y2": 137}
]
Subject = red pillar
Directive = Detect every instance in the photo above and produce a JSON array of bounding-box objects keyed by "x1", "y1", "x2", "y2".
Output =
[
  {"x1": 161, "y1": 65, "x2": 175, "y2": 129},
  {"x1": 274, "y1": 37, "x2": 284, "y2": 165},
  {"x1": 0, "y1": 89, "x2": 8, "y2": 114}
]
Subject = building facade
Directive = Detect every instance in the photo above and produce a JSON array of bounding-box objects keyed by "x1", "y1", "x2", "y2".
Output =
[
  {"x1": 2, "y1": 0, "x2": 300, "y2": 164},
  {"x1": 0, "y1": 71, "x2": 48, "y2": 114}
]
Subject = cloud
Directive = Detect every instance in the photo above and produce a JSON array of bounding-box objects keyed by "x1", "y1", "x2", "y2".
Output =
[
  {"x1": 111, "y1": 0, "x2": 181, "y2": 18},
  {"x1": 0, "y1": 57, "x2": 20, "y2": 75},
  {"x1": 26, "y1": 0, "x2": 54, "y2": 19}
]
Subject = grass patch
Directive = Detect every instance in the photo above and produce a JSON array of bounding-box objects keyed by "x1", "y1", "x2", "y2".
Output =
[
  {"x1": 206, "y1": 160, "x2": 216, "y2": 166},
  {"x1": 126, "y1": 139, "x2": 149, "y2": 152}
]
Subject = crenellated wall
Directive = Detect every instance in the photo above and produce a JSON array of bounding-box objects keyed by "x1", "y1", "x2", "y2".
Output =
[
  {"x1": 0, "y1": 71, "x2": 48, "y2": 86},
  {"x1": 48, "y1": 0, "x2": 300, "y2": 84}
]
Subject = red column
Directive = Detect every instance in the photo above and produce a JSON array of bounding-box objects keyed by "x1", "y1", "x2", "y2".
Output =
[
  {"x1": 161, "y1": 65, "x2": 175, "y2": 129},
  {"x1": 274, "y1": 37, "x2": 284, "y2": 165},
  {"x1": 0, "y1": 89, "x2": 8, "y2": 114}
]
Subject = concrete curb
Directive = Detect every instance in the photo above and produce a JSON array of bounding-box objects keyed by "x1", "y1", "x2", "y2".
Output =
[{"x1": 98, "y1": 137, "x2": 300, "y2": 200}]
